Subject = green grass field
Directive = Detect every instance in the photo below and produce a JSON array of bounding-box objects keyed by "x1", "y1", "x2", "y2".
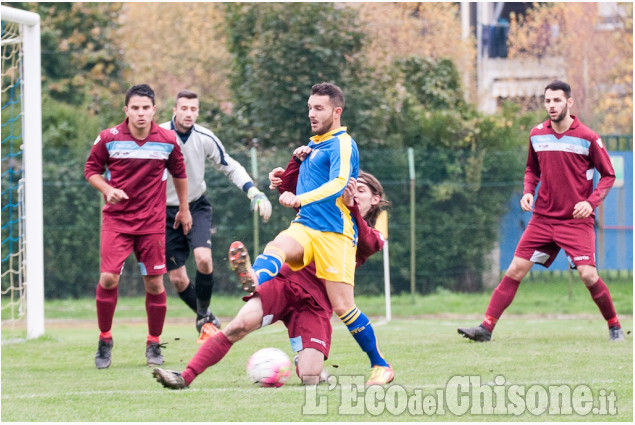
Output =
[{"x1": 1, "y1": 279, "x2": 632, "y2": 422}]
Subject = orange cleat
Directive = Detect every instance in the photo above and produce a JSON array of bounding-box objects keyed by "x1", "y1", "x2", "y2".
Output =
[
  {"x1": 366, "y1": 364, "x2": 394, "y2": 386},
  {"x1": 228, "y1": 241, "x2": 258, "y2": 293},
  {"x1": 197, "y1": 322, "x2": 220, "y2": 344}
]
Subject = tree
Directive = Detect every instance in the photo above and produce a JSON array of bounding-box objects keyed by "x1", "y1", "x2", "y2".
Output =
[
  {"x1": 507, "y1": 3, "x2": 633, "y2": 134},
  {"x1": 118, "y1": 3, "x2": 231, "y2": 110},
  {"x1": 223, "y1": 3, "x2": 369, "y2": 147}
]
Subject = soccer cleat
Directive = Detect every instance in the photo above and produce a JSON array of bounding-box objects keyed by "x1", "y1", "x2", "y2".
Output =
[
  {"x1": 228, "y1": 241, "x2": 258, "y2": 293},
  {"x1": 366, "y1": 364, "x2": 394, "y2": 386},
  {"x1": 609, "y1": 326, "x2": 625, "y2": 341},
  {"x1": 457, "y1": 324, "x2": 492, "y2": 342},
  {"x1": 145, "y1": 342, "x2": 165, "y2": 366},
  {"x1": 197, "y1": 322, "x2": 220, "y2": 344},
  {"x1": 95, "y1": 339, "x2": 113, "y2": 369},
  {"x1": 196, "y1": 313, "x2": 221, "y2": 333},
  {"x1": 153, "y1": 368, "x2": 188, "y2": 390}
]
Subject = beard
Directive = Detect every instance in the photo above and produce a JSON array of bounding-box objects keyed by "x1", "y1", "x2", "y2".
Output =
[
  {"x1": 312, "y1": 116, "x2": 334, "y2": 136},
  {"x1": 551, "y1": 107, "x2": 568, "y2": 123}
]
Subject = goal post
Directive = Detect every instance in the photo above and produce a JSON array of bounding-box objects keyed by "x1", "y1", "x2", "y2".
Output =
[{"x1": 1, "y1": 5, "x2": 43, "y2": 339}]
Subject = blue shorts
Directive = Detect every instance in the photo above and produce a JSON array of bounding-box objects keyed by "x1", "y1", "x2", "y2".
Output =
[{"x1": 165, "y1": 195, "x2": 213, "y2": 271}]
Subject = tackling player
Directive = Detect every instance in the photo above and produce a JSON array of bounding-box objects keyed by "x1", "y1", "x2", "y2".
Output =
[
  {"x1": 160, "y1": 90, "x2": 272, "y2": 343},
  {"x1": 85, "y1": 84, "x2": 192, "y2": 369},
  {"x1": 458, "y1": 80, "x2": 623, "y2": 342},
  {"x1": 152, "y1": 167, "x2": 391, "y2": 388}
]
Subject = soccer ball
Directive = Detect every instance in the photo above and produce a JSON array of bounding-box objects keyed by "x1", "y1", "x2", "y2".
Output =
[{"x1": 246, "y1": 347, "x2": 292, "y2": 388}]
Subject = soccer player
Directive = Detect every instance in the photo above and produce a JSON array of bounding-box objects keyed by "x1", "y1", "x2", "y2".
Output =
[
  {"x1": 230, "y1": 83, "x2": 393, "y2": 384},
  {"x1": 458, "y1": 80, "x2": 623, "y2": 342},
  {"x1": 85, "y1": 84, "x2": 192, "y2": 369},
  {"x1": 160, "y1": 90, "x2": 272, "y2": 343},
  {"x1": 152, "y1": 167, "x2": 389, "y2": 388}
]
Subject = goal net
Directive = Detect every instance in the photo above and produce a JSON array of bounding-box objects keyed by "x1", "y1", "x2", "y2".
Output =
[{"x1": 1, "y1": 5, "x2": 43, "y2": 339}]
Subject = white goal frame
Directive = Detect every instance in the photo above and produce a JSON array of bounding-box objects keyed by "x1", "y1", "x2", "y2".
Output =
[{"x1": 1, "y1": 5, "x2": 44, "y2": 339}]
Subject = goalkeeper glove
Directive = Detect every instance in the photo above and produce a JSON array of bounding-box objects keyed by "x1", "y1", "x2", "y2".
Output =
[{"x1": 247, "y1": 187, "x2": 272, "y2": 222}]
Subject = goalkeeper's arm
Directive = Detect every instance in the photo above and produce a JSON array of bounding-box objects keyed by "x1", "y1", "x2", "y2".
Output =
[{"x1": 247, "y1": 186, "x2": 272, "y2": 222}]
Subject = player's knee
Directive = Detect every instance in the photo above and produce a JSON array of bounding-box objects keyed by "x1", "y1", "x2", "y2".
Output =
[
  {"x1": 578, "y1": 266, "x2": 599, "y2": 287},
  {"x1": 195, "y1": 258, "x2": 213, "y2": 274},
  {"x1": 297, "y1": 362, "x2": 322, "y2": 384},
  {"x1": 99, "y1": 274, "x2": 119, "y2": 289},
  {"x1": 223, "y1": 317, "x2": 254, "y2": 342}
]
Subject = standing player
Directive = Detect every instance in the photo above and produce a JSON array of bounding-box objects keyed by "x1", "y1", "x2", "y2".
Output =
[
  {"x1": 152, "y1": 167, "x2": 390, "y2": 388},
  {"x1": 458, "y1": 80, "x2": 623, "y2": 342},
  {"x1": 160, "y1": 90, "x2": 271, "y2": 343},
  {"x1": 85, "y1": 84, "x2": 192, "y2": 369}
]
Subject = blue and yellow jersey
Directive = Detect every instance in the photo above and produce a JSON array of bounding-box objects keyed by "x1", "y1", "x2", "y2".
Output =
[{"x1": 294, "y1": 127, "x2": 359, "y2": 239}]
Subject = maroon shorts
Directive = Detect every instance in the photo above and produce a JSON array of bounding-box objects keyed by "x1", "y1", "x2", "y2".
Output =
[
  {"x1": 247, "y1": 272, "x2": 333, "y2": 359},
  {"x1": 100, "y1": 230, "x2": 166, "y2": 275},
  {"x1": 515, "y1": 217, "x2": 596, "y2": 269}
]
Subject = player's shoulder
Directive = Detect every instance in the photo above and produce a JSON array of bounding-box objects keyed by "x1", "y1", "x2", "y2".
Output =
[
  {"x1": 95, "y1": 121, "x2": 126, "y2": 144},
  {"x1": 153, "y1": 122, "x2": 178, "y2": 143},
  {"x1": 191, "y1": 123, "x2": 219, "y2": 140},
  {"x1": 570, "y1": 117, "x2": 599, "y2": 141},
  {"x1": 529, "y1": 119, "x2": 551, "y2": 136}
]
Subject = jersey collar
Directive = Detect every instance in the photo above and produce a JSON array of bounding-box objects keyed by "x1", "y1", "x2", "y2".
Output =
[{"x1": 310, "y1": 126, "x2": 347, "y2": 143}]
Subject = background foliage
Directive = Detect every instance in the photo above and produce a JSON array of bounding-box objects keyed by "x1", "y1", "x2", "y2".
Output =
[{"x1": 4, "y1": 2, "x2": 632, "y2": 298}]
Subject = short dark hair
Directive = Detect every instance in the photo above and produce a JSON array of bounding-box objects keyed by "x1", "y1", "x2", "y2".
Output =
[
  {"x1": 175, "y1": 90, "x2": 198, "y2": 104},
  {"x1": 544, "y1": 80, "x2": 571, "y2": 98},
  {"x1": 311, "y1": 82, "x2": 345, "y2": 109},
  {"x1": 125, "y1": 84, "x2": 155, "y2": 106}
]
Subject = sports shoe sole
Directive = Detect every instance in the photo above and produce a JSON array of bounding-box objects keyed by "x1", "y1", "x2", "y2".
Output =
[{"x1": 228, "y1": 241, "x2": 257, "y2": 293}]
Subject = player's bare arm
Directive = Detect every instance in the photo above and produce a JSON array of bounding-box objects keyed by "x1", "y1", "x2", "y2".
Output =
[
  {"x1": 572, "y1": 200, "x2": 593, "y2": 219},
  {"x1": 172, "y1": 177, "x2": 192, "y2": 234},
  {"x1": 87, "y1": 174, "x2": 129, "y2": 204},
  {"x1": 520, "y1": 193, "x2": 533, "y2": 212}
]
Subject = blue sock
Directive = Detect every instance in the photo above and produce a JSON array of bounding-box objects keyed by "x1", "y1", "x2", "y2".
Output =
[
  {"x1": 252, "y1": 246, "x2": 285, "y2": 286},
  {"x1": 339, "y1": 305, "x2": 389, "y2": 368}
]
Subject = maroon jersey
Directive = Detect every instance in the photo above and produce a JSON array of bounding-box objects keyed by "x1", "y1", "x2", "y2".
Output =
[
  {"x1": 85, "y1": 119, "x2": 186, "y2": 234},
  {"x1": 524, "y1": 116, "x2": 615, "y2": 222}
]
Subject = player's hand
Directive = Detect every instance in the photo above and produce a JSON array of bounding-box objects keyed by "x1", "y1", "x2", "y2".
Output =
[
  {"x1": 572, "y1": 200, "x2": 593, "y2": 219},
  {"x1": 174, "y1": 208, "x2": 192, "y2": 235},
  {"x1": 279, "y1": 191, "x2": 301, "y2": 209},
  {"x1": 268, "y1": 167, "x2": 285, "y2": 190},
  {"x1": 292, "y1": 146, "x2": 313, "y2": 162},
  {"x1": 248, "y1": 187, "x2": 272, "y2": 222},
  {"x1": 520, "y1": 193, "x2": 534, "y2": 212},
  {"x1": 104, "y1": 187, "x2": 129, "y2": 205},
  {"x1": 342, "y1": 177, "x2": 357, "y2": 207}
]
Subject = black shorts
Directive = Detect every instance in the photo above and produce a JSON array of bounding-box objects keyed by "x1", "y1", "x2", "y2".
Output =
[{"x1": 166, "y1": 195, "x2": 213, "y2": 271}]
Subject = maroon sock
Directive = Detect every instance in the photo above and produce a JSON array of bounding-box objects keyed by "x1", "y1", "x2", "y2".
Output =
[
  {"x1": 181, "y1": 332, "x2": 233, "y2": 385},
  {"x1": 587, "y1": 278, "x2": 620, "y2": 328},
  {"x1": 482, "y1": 276, "x2": 521, "y2": 332},
  {"x1": 145, "y1": 291, "x2": 167, "y2": 340},
  {"x1": 96, "y1": 284, "x2": 118, "y2": 340}
]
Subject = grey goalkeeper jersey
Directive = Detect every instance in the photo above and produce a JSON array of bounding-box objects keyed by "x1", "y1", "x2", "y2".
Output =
[{"x1": 161, "y1": 119, "x2": 254, "y2": 206}]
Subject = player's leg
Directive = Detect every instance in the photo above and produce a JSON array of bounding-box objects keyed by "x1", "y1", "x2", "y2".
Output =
[
  {"x1": 579, "y1": 265, "x2": 622, "y2": 339},
  {"x1": 192, "y1": 246, "x2": 221, "y2": 334},
  {"x1": 459, "y1": 219, "x2": 556, "y2": 341},
  {"x1": 296, "y1": 348, "x2": 327, "y2": 385},
  {"x1": 165, "y1": 206, "x2": 197, "y2": 315},
  {"x1": 137, "y1": 233, "x2": 169, "y2": 366},
  {"x1": 95, "y1": 230, "x2": 133, "y2": 369},
  {"x1": 326, "y1": 280, "x2": 393, "y2": 385},
  {"x1": 457, "y1": 256, "x2": 532, "y2": 341},
  {"x1": 154, "y1": 295, "x2": 265, "y2": 389},
  {"x1": 230, "y1": 230, "x2": 304, "y2": 292},
  {"x1": 559, "y1": 221, "x2": 623, "y2": 341}
]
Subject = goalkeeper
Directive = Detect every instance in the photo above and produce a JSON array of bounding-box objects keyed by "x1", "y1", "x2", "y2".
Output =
[{"x1": 160, "y1": 90, "x2": 272, "y2": 343}]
